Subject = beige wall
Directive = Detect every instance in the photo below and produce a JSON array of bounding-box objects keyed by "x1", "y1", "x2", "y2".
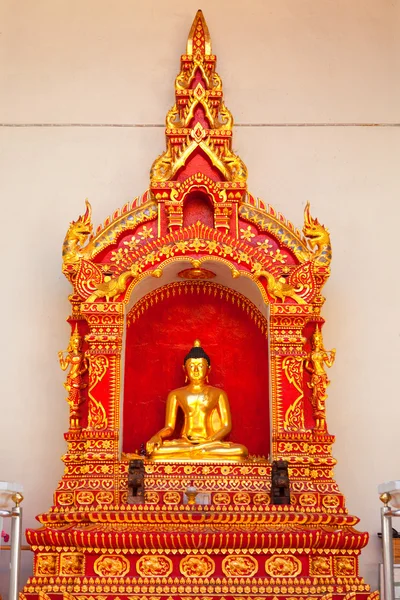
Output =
[{"x1": 0, "y1": 0, "x2": 399, "y2": 592}]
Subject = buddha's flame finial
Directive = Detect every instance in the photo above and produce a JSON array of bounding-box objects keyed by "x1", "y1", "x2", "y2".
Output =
[{"x1": 186, "y1": 10, "x2": 212, "y2": 56}]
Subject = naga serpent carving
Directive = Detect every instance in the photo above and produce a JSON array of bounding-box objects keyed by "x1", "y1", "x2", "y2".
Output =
[
  {"x1": 62, "y1": 200, "x2": 93, "y2": 266},
  {"x1": 303, "y1": 202, "x2": 332, "y2": 267}
]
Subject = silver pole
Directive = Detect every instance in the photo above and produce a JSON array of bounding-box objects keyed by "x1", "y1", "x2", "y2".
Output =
[
  {"x1": 381, "y1": 493, "x2": 395, "y2": 600},
  {"x1": 8, "y1": 493, "x2": 23, "y2": 600}
]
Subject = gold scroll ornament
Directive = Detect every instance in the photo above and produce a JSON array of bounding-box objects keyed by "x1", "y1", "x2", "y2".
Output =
[
  {"x1": 283, "y1": 356, "x2": 305, "y2": 431},
  {"x1": 87, "y1": 355, "x2": 109, "y2": 429}
]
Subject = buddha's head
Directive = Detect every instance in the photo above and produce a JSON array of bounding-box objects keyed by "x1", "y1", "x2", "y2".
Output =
[{"x1": 183, "y1": 339, "x2": 211, "y2": 383}]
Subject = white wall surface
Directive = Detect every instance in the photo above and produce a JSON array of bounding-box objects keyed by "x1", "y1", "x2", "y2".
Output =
[{"x1": 0, "y1": 0, "x2": 399, "y2": 594}]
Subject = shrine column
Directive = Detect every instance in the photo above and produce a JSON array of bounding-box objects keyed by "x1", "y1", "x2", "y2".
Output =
[
  {"x1": 78, "y1": 301, "x2": 124, "y2": 505},
  {"x1": 269, "y1": 304, "x2": 309, "y2": 459}
]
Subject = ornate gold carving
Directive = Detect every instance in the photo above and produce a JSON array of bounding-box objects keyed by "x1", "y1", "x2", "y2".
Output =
[
  {"x1": 303, "y1": 202, "x2": 332, "y2": 267},
  {"x1": 87, "y1": 355, "x2": 109, "y2": 430},
  {"x1": 179, "y1": 555, "x2": 215, "y2": 577},
  {"x1": 222, "y1": 555, "x2": 258, "y2": 577},
  {"x1": 144, "y1": 491, "x2": 160, "y2": 504},
  {"x1": 87, "y1": 263, "x2": 140, "y2": 302},
  {"x1": 253, "y1": 492, "x2": 270, "y2": 504},
  {"x1": 178, "y1": 261, "x2": 216, "y2": 280},
  {"x1": 334, "y1": 556, "x2": 356, "y2": 576},
  {"x1": 265, "y1": 555, "x2": 302, "y2": 577},
  {"x1": 58, "y1": 325, "x2": 88, "y2": 430},
  {"x1": 213, "y1": 492, "x2": 230, "y2": 505},
  {"x1": 163, "y1": 491, "x2": 181, "y2": 505},
  {"x1": 96, "y1": 491, "x2": 114, "y2": 504},
  {"x1": 36, "y1": 554, "x2": 58, "y2": 575},
  {"x1": 253, "y1": 265, "x2": 306, "y2": 304},
  {"x1": 322, "y1": 495, "x2": 340, "y2": 509},
  {"x1": 150, "y1": 148, "x2": 173, "y2": 185},
  {"x1": 136, "y1": 555, "x2": 173, "y2": 577},
  {"x1": 76, "y1": 491, "x2": 94, "y2": 504},
  {"x1": 299, "y1": 493, "x2": 317, "y2": 507},
  {"x1": 93, "y1": 555, "x2": 130, "y2": 577},
  {"x1": 186, "y1": 9, "x2": 211, "y2": 55},
  {"x1": 310, "y1": 556, "x2": 332, "y2": 576},
  {"x1": 283, "y1": 356, "x2": 305, "y2": 431},
  {"x1": 149, "y1": 10, "x2": 247, "y2": 189},
  {"x1": 62, "y1": 199, "x2": 93, "y2": 266},
  {"x1": 60, "y1": 553, "x2": 84, "y2": 575},
  {"x1": 233, "y1": 492, "x2": 251, "y2": 505},
  {"x1": 56, "y1": 492, "x2": 74, "y2": 506},
  {"x1": 305, "y1": 326, "x2": 336, "y2": 431},
  {"x1": 224, "y1": 147, "x2": 248, "y2": 182}
]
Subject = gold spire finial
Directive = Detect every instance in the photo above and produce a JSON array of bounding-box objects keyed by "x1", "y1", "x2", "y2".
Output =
[
  {"x1": 194, "y1": 339, "x2": 201, "y2": 347},
  {"x1": 187, "y1": 10, "x2": 212, "y2": 56}
]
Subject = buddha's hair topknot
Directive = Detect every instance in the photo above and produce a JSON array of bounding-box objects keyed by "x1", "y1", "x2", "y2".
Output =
[{"x1": 183, "y1": 339, "x2": 211, "y2": 366}]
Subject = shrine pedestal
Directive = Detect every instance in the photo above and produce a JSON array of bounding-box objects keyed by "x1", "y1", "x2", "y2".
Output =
[{"x1": 21, "y1": 461, "x2": 376, "y2": 600}]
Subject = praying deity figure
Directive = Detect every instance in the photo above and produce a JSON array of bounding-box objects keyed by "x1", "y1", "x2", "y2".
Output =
[
  {"x1": 146, "y1": 340, "x2": 248, "y2": 461},
  {"x1": 304, "y1": 326, "x2": 336, "y2": 431},
  {"x1": 58, "y1": 325, "x2": 88, "y2": 430}
]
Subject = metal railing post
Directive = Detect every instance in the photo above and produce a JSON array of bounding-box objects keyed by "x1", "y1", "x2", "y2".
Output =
[
  {"x1": 8, "y1": 493, "x2": 23, "y2": 600},
  {"x1": 381, "y1": 492, "x2": 395, "y2": 600}
]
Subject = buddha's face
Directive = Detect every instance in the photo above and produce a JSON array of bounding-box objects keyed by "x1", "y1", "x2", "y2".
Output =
[{"x1": 184, "y1": 357, "x2": 210, "y2": 384}]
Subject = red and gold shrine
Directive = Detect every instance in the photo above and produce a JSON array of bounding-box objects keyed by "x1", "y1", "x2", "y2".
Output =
[{"x1": 21, "y1": 11, "x2": 377, "y2": 600}]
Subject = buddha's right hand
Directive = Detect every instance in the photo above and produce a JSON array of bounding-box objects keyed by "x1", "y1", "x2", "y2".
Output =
[{"x1": 146, "y1": 434, "x2": 163, "y2": 454}]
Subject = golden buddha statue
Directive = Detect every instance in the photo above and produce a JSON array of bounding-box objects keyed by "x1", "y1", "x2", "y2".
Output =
[{"x1": 146, "y1": 340, "x2": 248, "y2": 461}]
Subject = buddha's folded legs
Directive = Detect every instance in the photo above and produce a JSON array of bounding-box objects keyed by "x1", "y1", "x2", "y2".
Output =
[{"x1": 150, "y1": 439, "x2": 248, "y2": 460}]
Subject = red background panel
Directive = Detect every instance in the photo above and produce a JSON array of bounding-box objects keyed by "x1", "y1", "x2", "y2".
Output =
[{"x1": 123, "y1": 284, "x2": 270, "y2": 456}]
